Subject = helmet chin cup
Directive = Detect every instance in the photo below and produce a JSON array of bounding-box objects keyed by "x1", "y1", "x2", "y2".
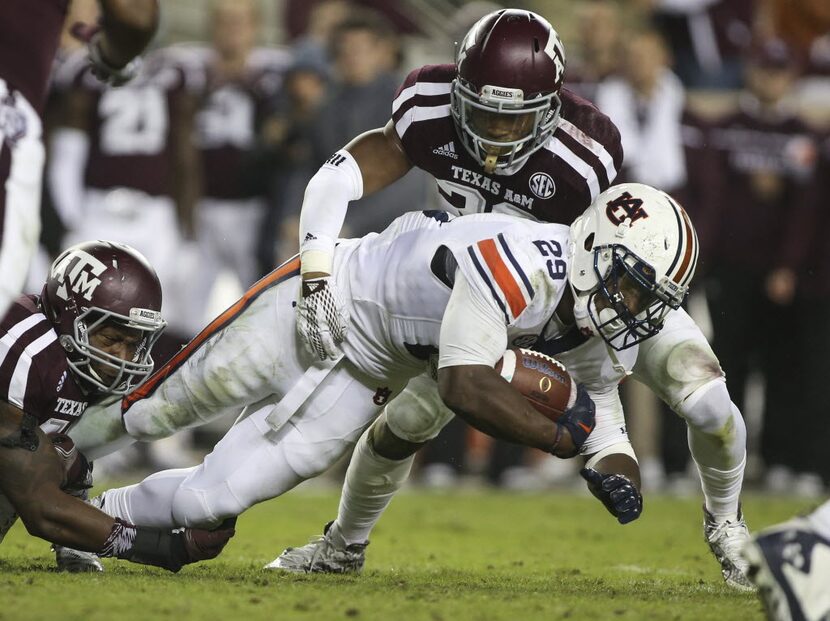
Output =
[
  {"x1": 571, "y1": 287, "x2": 596, "y2": 337},
  {"x1": 597, "y1": 306, "x2": 626, "y2": 337}
]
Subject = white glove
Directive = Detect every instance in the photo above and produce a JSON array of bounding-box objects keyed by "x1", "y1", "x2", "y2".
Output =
[{"x1": 296, "y1": 276, "x2": 349, "y2": 360}]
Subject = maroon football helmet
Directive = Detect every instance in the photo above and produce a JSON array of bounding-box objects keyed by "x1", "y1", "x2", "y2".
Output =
[
  {"x1": 41, "y1": 241, "x2": 166, "y2": 395},
  {"x1": 451, "y1": 9, "x2": 566, "y2": 173}
]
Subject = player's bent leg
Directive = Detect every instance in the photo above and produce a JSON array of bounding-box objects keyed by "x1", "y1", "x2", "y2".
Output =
[
  {"x1": 171, "y1": 362, "x2": 395, "y2": 529},
  {"x1": 682, "y1": 380, "x2": 751, "y2": 591},
  {"x1": 122, "y1": 263, "x2": 307, "y2": 441},
  {"x1": 268, "y1": 374, "x2": 454, "y2": 573},
  {"x1": 634, "y1": 309, "x2": 751, "y2": 590}
]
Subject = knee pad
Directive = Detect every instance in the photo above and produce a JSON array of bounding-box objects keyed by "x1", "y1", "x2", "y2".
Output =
[
  {"x1": 642, "y1": 338, "x2": 724, "y2": 411},
  {"x1": 384, "y1": 377, "x2": 455, "y2": 444},
  {"x1": 677, "y1": 377, "x2": 743, "y2": 436}
]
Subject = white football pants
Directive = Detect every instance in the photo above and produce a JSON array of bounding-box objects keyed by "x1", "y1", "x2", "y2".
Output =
[{"x1": 101, "y1": 258, "x2": 405, "y2": 528}]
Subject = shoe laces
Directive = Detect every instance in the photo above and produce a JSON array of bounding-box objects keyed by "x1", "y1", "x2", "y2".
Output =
[{"x1": 710, "y1": 517, "x2": 749, "y2": 558}]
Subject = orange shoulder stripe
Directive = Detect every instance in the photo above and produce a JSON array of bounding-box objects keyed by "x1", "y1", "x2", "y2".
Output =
[{"x1": 477, "y1": 238, "x2": 526, "y2": 318}]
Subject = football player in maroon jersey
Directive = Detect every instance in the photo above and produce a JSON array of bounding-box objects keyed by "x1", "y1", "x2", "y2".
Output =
[
  {"x1": 280, "y1": 9, "x2": 754, "y2": 589},
  {"x1": 0, "y1": 241, "x2": 233, "y2": 572},
  {"x1": 0, "y1": 0, "x2": 159, "y2": 324}
]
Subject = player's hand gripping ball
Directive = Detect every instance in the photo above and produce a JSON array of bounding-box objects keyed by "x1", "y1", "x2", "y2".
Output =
[{"x1": 494, "y1": 348, "x2": 576, "y2": 420}]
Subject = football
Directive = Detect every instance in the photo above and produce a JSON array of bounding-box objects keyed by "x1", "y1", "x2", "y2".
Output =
[{"x1": 494, "y1": 348, "x2": 576, "y2": 421}]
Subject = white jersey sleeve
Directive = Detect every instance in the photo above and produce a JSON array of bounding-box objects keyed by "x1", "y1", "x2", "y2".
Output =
[
  {"x1": 439, "y1": 223, "x2": 571, "y2": 368},
  {"x1": 438, "y1": 268, "x2": 509, "y2": 368}
]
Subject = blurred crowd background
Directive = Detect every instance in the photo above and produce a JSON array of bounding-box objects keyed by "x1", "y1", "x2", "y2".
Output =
[{"x1": 34, "y1": 0, "x2": 830, "y2": 496}]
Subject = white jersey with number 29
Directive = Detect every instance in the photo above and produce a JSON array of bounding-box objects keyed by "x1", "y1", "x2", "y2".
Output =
[{"x1": 334, "y1": 210, "x2": 571, "y2": 383}]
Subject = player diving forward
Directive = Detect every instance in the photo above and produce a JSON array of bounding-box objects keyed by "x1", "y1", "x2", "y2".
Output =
[
  {"x1": 81, "y1": 184, "x2": 689, "y2": 552},
  {"x1": 0, "y1": 242, "x2": 233, "y2": 572},
  {"x1": 274, "y1": 8, "x2": 753, "y2": 590}
]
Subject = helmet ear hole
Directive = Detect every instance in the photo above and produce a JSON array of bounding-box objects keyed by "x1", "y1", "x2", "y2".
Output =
[
  {"x1": 584, "y1": 233, "x2": 594, "y2": 252},
  {"x1": 534, "y1": 38, "x2": 540, "y2": 53}
]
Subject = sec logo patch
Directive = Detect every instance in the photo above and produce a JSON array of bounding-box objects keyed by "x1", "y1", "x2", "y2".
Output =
[{"x1": 529, "y1": 172, "x2": 555, "y2": 199}]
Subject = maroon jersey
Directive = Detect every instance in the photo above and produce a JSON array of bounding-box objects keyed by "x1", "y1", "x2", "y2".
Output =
[
  {"x1": 0, "y1": 0, "x2": 68, "y2": 113},
  {"x1": 0, "y1": 295, "x2": 94, "y2": 435},
  {"x1": 193, "y1": 47, "x2": 290, "y2": 200},
  {"x1": 390, "y1": 65, "x2": 623, "y2": 225},
  {"x1": 59, "y1": 48, "x2": 200, "y2": 197},
  {"x1": 702, "y1": 99, "x2": 820, "y2": 274}
]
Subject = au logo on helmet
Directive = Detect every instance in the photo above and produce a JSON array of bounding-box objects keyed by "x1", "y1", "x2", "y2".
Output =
[
  {"x1": 605, "y1": 192, "x2": 649, "y2": 226},
  {"x1": 50, "y1": 250, "x2": 107, "y2": 302}
]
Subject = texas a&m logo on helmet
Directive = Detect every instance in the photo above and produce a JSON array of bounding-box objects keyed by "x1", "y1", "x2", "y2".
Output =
[{"x1": 41, "y1": 241, "x2": 167, "y2": 395}]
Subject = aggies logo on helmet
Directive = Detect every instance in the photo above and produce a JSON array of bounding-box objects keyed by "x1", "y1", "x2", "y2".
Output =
[{"x1": 50, "y1": 250, "x2": 108, "y2": 302}]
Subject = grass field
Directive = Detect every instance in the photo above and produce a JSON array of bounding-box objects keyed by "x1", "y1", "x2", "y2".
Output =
[{"x1": 0, "y1": 488, "x2": 814, "y2": 621}]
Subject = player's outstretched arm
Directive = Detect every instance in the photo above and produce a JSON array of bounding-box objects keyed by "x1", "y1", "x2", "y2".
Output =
[
  {"x1": 296, "y1": 120, "x2": 412, "y2": 360},
  {"x1": 0, "y1": 404, "x2": 234, "y2": 571},
  {"x1": 70, "y1": 0, "x2": 159, "y2": 86},
  {"x1": 96, "y1": 0, "x2": 159, "y2": 69}
]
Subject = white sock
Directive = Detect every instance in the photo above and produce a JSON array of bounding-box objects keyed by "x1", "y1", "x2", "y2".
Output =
[
  {"x1": 695, "y1": 452, "x2": 745, "y2": 522},
  {"x1": 806, "y1": 499, "x2": 830, "y2": 538},
  {"x1": 680, "y1": 381, "x2": 746, "y2": 522},
  {"x1": 333, "y1": 426, "x2": 414, "y2": 546}
]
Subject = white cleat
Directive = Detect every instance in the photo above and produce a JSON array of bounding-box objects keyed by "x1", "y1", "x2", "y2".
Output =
[
  {"x1": 53, "y1": 545, "x2": 104, "y2": 573},
  {"x1": 265, "y1": 521, "x2": 368, "y2": 574},
  {"x1": 742, "y1": 517, "x2": 830, "y2": 621},
  {"x1": 704, "y1": 506, "x2": 755, "y2": 591}
]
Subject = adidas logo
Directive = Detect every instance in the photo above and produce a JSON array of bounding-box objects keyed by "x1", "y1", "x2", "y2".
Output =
[{"x1": 432, "y1": 141, "x2": 458, "y2": 159}]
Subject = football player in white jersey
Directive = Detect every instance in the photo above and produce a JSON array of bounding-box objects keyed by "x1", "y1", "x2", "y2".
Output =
[
  {"x1": 76, "y1": 184, "x2": 690, "y2": 554},
  {"x1": 284, "y1": 9, "x2": 753, "y2": 590}
]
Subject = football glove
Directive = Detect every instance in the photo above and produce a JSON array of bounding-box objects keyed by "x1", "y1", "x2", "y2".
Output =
[
  {"x1": 297, "y1": 276, "x2": 349, "y2": 361},
  {"x1": 49, "y1": 433, "x2": 93, "y2": 492},
  {"x1": 580, "y1": 468, "x2": 643, "y2": 524},
  {"x1": 552, "y1": 384, "x2": 595, "y2": 458},
  {"x1": 70, "y1": 23, "x2": 142, "y2": 87}
]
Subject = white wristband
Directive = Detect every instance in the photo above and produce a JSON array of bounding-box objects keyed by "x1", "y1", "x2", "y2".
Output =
[{"x1": 300, "y1": 249, "x2": 334, "y2": 275}]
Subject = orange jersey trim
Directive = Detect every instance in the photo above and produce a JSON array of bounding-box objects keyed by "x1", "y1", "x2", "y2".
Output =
[{"x1": 122, "y1": 256, "x2": 302, "y2": 411}]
